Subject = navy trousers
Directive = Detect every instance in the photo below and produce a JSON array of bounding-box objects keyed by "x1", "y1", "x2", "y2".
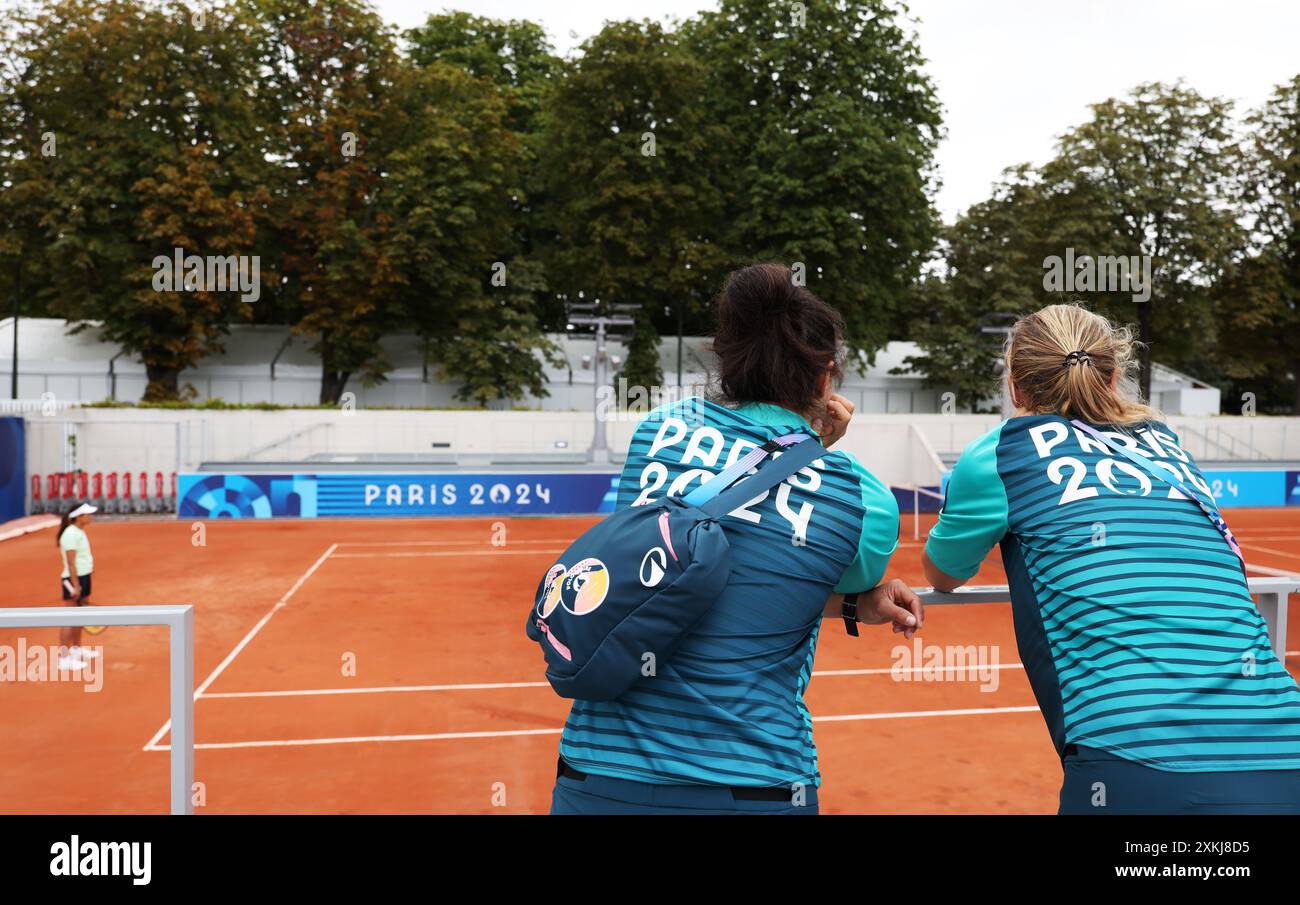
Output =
[
  {"x1": 550, "y1": 765, "x2": 819, "y2": 815},
  {"x1": 1058, "y1": 745, "x2": 1300, "y2": 814}
]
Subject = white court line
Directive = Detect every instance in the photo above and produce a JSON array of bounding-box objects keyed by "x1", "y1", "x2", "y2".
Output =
[
  {"x1": 190, "y1": 648, "x2": 1300, "y2": 703},
  {"x1": 1245, "y1": 562, "x2": 1300, "y2": 578},
  {"x1": 815, "y1": 663, "x2": 1024, "y2": 677},
  {"x1": 198, "y1": 663, "x2": 1030, "y2": 699},
  {"x1": 187, "y1": 651, "x2": 1300, "y2": 703},
  {"x1": 204, "y1": 681, "x2": 553, "y2": 699},
  {"x1": 152, "y1": 728, "x2": 566, "y2": 750},
  {"x1": 814, "y1": 705, "x2": 1041, "y2": 723},
  {"x1": 142, "y1": 543, "x2": 339, "y2": 751},
  {"x1": 1245, "y1": 545, "x2": 1300, "y2": 565},
  {"x1": 330, "y1": 550, "x2": 560, "y2": 558},
  {"x1": 147, "y1": 704, "x2": 1046, "y2": 751}
]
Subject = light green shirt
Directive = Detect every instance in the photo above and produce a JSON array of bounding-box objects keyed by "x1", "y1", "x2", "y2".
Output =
[{"x1": 59, "y1": 524, "x2": 93, "y2": 577}]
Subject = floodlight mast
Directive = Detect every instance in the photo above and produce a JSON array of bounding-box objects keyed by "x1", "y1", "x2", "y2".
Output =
[{"x1": 568, "y1": 303, "x2": 638, "y2": 464}]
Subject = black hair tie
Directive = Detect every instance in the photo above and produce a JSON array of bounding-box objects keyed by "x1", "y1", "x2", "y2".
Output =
[{"x1": 1063, "y1": 350, "x2": 1092, "y2": 368}]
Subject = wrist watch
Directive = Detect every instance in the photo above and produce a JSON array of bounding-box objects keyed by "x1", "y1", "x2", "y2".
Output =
[{"x1": 841, "y1": 593, "x2": 860, "y2": 637}]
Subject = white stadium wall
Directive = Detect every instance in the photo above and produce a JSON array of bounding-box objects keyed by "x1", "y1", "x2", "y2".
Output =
[{"x1": 18, "y1": 407, "x2": 1300, "y2": 497}]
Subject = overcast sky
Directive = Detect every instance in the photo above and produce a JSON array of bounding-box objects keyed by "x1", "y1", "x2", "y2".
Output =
[{"x1": 371, "y1": 0, "x2": 1300, "y2": 223}]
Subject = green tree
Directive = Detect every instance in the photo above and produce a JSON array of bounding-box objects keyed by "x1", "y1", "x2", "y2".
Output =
[
  {"x1": 401, "y1": 13, "x2": 560, "y2": 403},
  {"x1": 909, "y1": 83, "x2": 1244, "y2": 409},
  {"x1": 382, "y1": 59, "x2": 553, "y2": 405},
  {"x1": 251, "y1": 0, "x2": 402, "y2": 405},
  {"x1": 1041, "y1": 82, "x2": 1242, "y2": 399},
  {"x1": 1216, "y1": 76, "x2": 1300, "y2": 411},
  {"x1": 686, "y1": 0, "x2": 942, "y2": 365},
  {"x1": 404, "y1": 11, "x2": 556, "y2": 135},
  {"x1": 902, "y1": 166, "x2": 1052, "y2": 408},
  {"x1": 538, "y1": 20, "x2": 725, "y2": 393},
  {"x1": 0, "y1": 0, "x2": 268, "y2": 400}
]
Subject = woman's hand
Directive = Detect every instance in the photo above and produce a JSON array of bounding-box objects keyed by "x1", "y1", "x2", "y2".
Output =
[
  {"x1": 857, "y1": 579, "x2": 924, "y2": 640},
  {"x1": 811, "y1": 393, "x2": 854, "y2": 448}
]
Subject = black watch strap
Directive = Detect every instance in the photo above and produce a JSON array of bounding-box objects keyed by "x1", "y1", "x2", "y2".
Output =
[{"x1": 841, "y1": 593, "x2": 860, "y2": 636}]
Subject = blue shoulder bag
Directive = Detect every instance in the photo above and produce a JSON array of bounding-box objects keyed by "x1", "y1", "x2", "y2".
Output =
[{"x1": 526, "y1": 432, "x2": 824, "y2": 700}]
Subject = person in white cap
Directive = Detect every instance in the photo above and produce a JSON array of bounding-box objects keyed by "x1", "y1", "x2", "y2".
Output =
[{"x1": 56, "y1": 502, "x2": 98, "y2": 670}]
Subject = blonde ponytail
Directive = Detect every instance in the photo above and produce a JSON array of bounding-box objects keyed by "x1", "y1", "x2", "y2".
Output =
[{"x1": 1006, "y1": 304, "x2": 1157, "y2": 425}]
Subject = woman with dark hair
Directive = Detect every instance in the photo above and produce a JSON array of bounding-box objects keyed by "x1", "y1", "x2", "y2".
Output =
[
  {"x1": 924, "y1": 304, "x2": 1300, "y2": 813},
  {"x1": 550, "y1": 263, "x2": 918, "y2": 814},
  {"x1": 56, "y1": 502, "x2": 99, "y2": 671}
]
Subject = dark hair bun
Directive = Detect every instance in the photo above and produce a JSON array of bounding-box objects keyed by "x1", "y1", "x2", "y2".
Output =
[
  {"x1": 711, "y1": 263, "x2": 844, "y2": 411},
  {"x1": 724, "y1": 264, "x2": 797, "y2": 317}
]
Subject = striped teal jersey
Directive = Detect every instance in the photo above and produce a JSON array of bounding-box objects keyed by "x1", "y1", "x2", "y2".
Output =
[
  {"x1": 926, "y1": 415, "x2": 1300, "y2": 772},
  {"x1": 560, "y1": 396, "x2": 899, "y2": 787}
]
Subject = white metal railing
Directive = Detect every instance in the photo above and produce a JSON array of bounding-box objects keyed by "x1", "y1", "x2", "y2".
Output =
[
  {"x1": 0, "y1": 398, "x2": 85, "y2": 414},
  {"x1": 903, "y1": 484, "x2": 946, "y2": 541},
  {"x1": 918, "y1": 578, "x2": 1295, "y2": 662},
  {"x1": 239, "y1": 421, "x2": 333, "y2": 461},
  {"x1": 908, "y1": 423, "x2": 947, "y2": 486},
  {"x1": 0, "y1": 605, "x2": 194, "y2": 814}
]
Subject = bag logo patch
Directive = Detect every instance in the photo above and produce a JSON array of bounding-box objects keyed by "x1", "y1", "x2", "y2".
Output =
[
  {"x1": 639, "y1": 547, "x2": 668, "y2": 588},
  {"x1": 539, "y1": 558, "x2": 611, "y2": 617},
  {"x1": 538, "y1": 564, "x2": 568, "y2": 618}
]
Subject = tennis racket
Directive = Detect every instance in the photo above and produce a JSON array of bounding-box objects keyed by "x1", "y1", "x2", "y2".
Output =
[{"x1": 62, "y1": 578, "x2": 106, "y2": 634}]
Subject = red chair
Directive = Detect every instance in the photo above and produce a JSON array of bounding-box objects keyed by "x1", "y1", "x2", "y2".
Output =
[
  {"x1": 60, "y1": 473, "x2": 74, "y2": 513},
  {"x1": 30, "y1": 475, "x2": 43, "y2": 514},
  {"x1": 121, "y1": 472, "x2": 133, "y2": 515},
  {"x1": 170, "y1": 472, "x2": 178, "y2": 512},
  {"x1": 136, "y1": 470, "x2": 148, "y2": 513},
  {"x1": 106, "y1": 472, "x2": 118, "y2": 515},
  {"x1": 152, "y1": 472, "x2": 165, "y2": 513},
  {"x1": 92, "y1": 472, "x2": 104, "y2": 508},
  {"x1": 75, "y1": 472, "x2": 88, "y2": 501}
]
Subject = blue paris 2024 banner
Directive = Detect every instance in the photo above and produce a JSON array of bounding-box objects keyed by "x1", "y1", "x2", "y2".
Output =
[{"x1": 177, "y1": 473, "x2": 619, "y2": 519}]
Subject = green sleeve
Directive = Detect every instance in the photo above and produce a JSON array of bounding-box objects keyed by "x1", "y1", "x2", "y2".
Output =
[
  {"x1": 924, "y1": 424, "x2": 1010, "y2": 581},
  {"x1": 833, "y1": 452, "x2": 900, "y2": 594}
]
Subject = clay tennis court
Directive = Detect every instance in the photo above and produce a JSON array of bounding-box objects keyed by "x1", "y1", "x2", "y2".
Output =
[{"x1": 2, "y1": 509, "x2": 1297, "y2": 814}]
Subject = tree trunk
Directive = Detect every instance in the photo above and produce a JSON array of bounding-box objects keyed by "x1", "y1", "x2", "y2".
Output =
[
  {"x1": 319, "y1": 367, "x2": 351, "y2": 406},
  {"x1": 143, "y1": 364, "x2": 181, "y2": 403},
  {"x1": 1136, "y1": 302, "x2": 1153, "y2": 403}
]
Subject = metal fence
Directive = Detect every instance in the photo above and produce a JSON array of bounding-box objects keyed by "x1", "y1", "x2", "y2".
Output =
[
  {"x1": 0, "y1": 604, "x2": 194, "y2": 814},
  {"x1": 919, "y1": 578, "x2": 1296, "y2": 662}
]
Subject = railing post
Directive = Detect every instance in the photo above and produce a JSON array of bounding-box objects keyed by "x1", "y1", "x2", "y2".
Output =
[
  {"x1": 0, "y1": 605, "x2": 194, "y2": 813},
  {"x1": 1256, "y1": 589, "x2": 1290, "y2": 665},
  {"x1": 169, "y1": 607, "x2": 195, "y2": 815}
]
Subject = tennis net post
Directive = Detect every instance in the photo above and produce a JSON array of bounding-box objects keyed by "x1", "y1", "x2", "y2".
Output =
[
  {"x1": 0, "y1": 604, "x2": 194, "y2": 814},
  {"x1": 915, "y1": 578, "x2": 1295, "y2": 663}
]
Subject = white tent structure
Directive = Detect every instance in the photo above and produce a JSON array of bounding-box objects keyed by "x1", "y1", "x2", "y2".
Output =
[{"x1": 0, "y1": 316, "x2": 1219, "y2": 415}]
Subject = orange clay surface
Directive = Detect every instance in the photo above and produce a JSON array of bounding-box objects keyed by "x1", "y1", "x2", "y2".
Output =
[{"x1": 1, "y1": 510, "x2": 1296, "y2": 814}]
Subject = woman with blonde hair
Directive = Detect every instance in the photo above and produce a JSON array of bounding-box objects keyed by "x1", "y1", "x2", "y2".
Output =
[{"x1": 924, "y1": 303, "x2": 1300, "y2": 814}]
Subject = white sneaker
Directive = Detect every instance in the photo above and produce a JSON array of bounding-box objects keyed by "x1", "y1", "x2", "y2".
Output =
[
  {"x1": 58, "y1": 656, "x2": 89, "y2": 671},
  {"x1": 73, "y1": 646, "x2": 100, "y2": 660}
]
